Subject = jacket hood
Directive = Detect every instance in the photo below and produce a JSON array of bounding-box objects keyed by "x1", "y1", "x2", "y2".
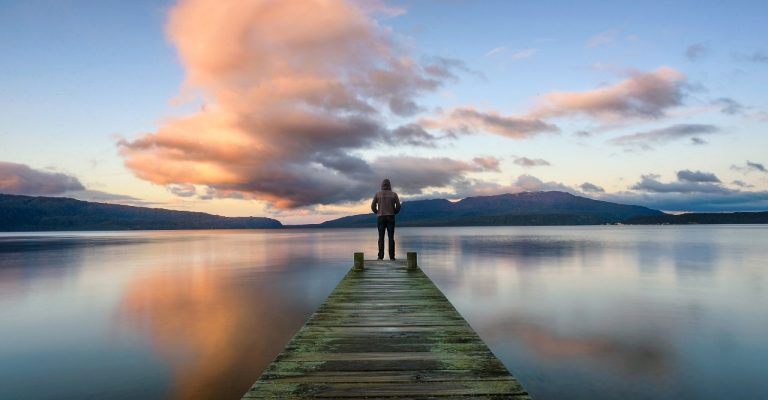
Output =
[{"x1": 381, "y1": 179, "x2": 391, "y2": 190}]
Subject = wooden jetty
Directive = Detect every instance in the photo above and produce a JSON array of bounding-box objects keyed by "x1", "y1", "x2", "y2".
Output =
[{"x1": 243, "y1": 252, "x2": 531, "y2": 399}]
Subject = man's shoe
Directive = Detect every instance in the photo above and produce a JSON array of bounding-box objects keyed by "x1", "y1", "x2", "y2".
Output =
[
  {"x1": 390, "y1": 257, "x2": 396, "y2": 261},
  {"x1": 377, "y1": 257, "x2": 383, "y2": 260}
]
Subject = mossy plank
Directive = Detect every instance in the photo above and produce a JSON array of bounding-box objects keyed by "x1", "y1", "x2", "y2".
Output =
[
  {"x1": 244, "y1": 379, "x2": 527, "y2": 398},
  {"x1": 243, "y1": 259, "x2": 529, "y2": 399},
  {"x1": 259, "y1": 369, "x2": 517, "y2": 383}
]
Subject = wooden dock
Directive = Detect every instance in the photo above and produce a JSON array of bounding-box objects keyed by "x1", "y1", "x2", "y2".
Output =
[{"x1": 243, "y1": 253, "x2": 531, "y2": 399}]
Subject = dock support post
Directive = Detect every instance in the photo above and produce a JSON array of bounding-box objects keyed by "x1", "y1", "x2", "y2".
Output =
[
  {"x1": 353, "y1": 252, "x2": 364, "y2": 271},
  {"x1": 407, "y1": 252, "x2": 418, "y2": 270}
]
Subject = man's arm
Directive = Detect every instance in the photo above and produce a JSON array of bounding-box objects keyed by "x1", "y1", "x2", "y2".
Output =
[
  {"x1": 371, "y1": 193, "x2": 379, "y2": 214},
  {"x1": 393, "y1": 193, "x2": 401, "y2": 214}
]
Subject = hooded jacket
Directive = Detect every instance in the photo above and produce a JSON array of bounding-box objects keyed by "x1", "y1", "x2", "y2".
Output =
[{"x1": 371, "y1": 179, "x2": 401, "y2": 216}]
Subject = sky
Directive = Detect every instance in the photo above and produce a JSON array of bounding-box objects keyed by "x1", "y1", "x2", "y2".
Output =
[{"x1": 1, "y1": 0, "x2": 767, "y2": 224}]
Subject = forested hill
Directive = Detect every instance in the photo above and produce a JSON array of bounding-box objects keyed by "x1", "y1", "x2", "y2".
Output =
[
  {"x1": 0, "y1": 194, "x2": 282, "y2": 231},
  {"x1": 314, "y1": 191, "x2": 665, "y2": 227}
]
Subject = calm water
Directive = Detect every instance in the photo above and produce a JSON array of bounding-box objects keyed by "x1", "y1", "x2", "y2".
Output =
[{"x1": 0, "y1": 226, "x2": 766, "y2": 399}]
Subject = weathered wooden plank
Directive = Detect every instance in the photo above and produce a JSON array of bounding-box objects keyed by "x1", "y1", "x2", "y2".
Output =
[
  {"x1": 277, "y1": 351, "x2": 498, "y2": 362},
  {"x1": 283, "y1": 342, "x2": 490, "y2": 354},
  {"x1": 259, "y1": 369, "x2": 516, "y2": 383},
  {"x1": 242, "y1": 257, "x2": 529, "y2": 399},
  {"x1": 259, "y1": 358, "x2": 509, "y2": 374},
  {"x1": 244, "y1": 380, "x2": 527, "y2": 398}
]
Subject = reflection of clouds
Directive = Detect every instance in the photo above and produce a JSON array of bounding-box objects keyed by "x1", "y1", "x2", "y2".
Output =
[
  {"x1": 115, "y1": 267, "x2": 313, "y2": 400},
  {"x1": 459, "y1": 235, "x2": 600, "y2": 259},
  {"x1": 672, "y1": 242, "x2": 718, "y2": 272},
  {"x1": 634, "y1": 239, "x2": 720, "y2": 275},
  {"x1": 0, "y1": 239, "x2": 91, "y2": 302},
  {"x1": 0, "y1": 267, "x2": 27, "y2": 300},
  {"x1": 481, "y1": 315, "x2": 672, "y2": 376},
  {"x1": 0, "y1": 235, "x2": 155, "y2": 253}
]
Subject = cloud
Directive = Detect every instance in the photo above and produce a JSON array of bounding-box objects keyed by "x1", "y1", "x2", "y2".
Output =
[
  {"x1": 66, "y1": 190, "x2": 155, "y2": 206},
  {"x1": 676, "y1": 169, "x2": 720, "y2": 183},
  {"x1": 0, "y1": 161, "x2": 152, "y2": 206},
  {"x1": 423, "y1": 107, "x2": 559, "y2": 139},
  {"x1": 423, "y1": 56, "x2": 485, "y2": 83},
  {"x1": 735, "y1": 51, "x2": 768, "y2": 63},
  {"x1": 472, "y1": 156, "x2": 501, "y2": 172},
  {"x1": 531, "y1": 67, "x2": 687, "y2": 121},
  {"x1": 600, "y1": 190, "x2": 768, "y2": 212},
  {"x1": 511, "y1": 48, "x2": 537, "y2": 59},
  {"x1": 712, "y1": 97, "x2": 744, "y2": 115},
  {"x1": 608, "y1": 124, "x2": 719, "y2": 151},
  {"x1": 168, "y1": 183, "x2": 197, "y2": 197},
  {"x1": 513, "y1": 157, "x2": 550, "y2": 168},
  {"x1": 587, "y1": 30, "x2": 618, "y2": 48},
  {"x1": 596, "y1": 172, "x2": 768, "y2": 212},
  {"x1": 631, "y1": 174, "x2": 730, "y2": 194},
  {"x1": 731, "y1": 161, "x2": 768, "y2": 175},
  {"x1": 450, "y1": 174, "x2": 576, "y2": 199},
  {"x1": 370, "y1": 156, "x2": 484, "y2": 195},
  {"x1": 508, "y1": 174, "x2": 575, "y2": 193},
  {"x1": 425, "y1": 66, "x2": 689, "y2": 143},
  {"x1": 485, "y1": 47, "x2": 506, "y2": 57},
  {"x1": 119, "y1": 0, "x2": 473, "y2": 209},
  {"x1": 0, "y1": 161, "x2": 85, "y2": 195},
  {"x1": 686, "y1": 43, "x2": 708, "y2": 61},
  {"x1": 579, "y1": 182, "x2": 605, "y2": 193},
  {"x1": 388, "y1": 124, "x2": 444, "y2": 148},
  {"x1": 747, "y1": 161, "x2": 767, "y2": 173},
  {"x1": 732, "y1": 180, "x2": 754, "y2": 188}
]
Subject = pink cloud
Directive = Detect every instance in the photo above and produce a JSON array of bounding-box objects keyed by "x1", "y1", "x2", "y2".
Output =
[
  {"x1": 532, "y1": 67, "x2": 687, "y2": 121},
  {"x1": 514, "y1": 157, "x2": 550, "y2": 168},
  {"x1": 472, "y1": 156, "x2": 502, "y2": 172},
  {"x1": 424, "y1": 67, "x2": 688, "y2": 140},
  {"x1": 119, "y1": 0, "x2": 469, "y2": 209}
]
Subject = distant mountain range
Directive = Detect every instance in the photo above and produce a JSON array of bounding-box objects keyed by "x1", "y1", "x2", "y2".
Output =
[
  {"x1": 312, "y1": 191, "x2": 665, "y2": 227},
  {"x1": 0, "y1": 194, "x2": 282, "y2": 231},
  {"x1": 1, "y1": 191, "x2": 766, "y2": 231}
]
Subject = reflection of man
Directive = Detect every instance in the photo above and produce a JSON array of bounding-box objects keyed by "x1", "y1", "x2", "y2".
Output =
[{"x1": 371, "y1": 179, "x2": 401, "y2": 260}]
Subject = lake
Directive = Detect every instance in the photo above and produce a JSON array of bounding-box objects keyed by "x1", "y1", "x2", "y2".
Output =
[{"x1": 0, "y1": 226, "x2": 766, "y2": 399}]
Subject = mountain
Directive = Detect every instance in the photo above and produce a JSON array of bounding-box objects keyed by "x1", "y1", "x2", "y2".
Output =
[
  {"x1": 316, "y1": 191, "x2": 665, "y2": 227},
  {"x1": 0, "y1": 194, "x2": 282, "y2": 231},
  {"x1": 624, "y1": 211, "x2": 768, "y2": 225}
]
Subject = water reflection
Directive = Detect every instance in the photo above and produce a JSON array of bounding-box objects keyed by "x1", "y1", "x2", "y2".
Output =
[
  {"x1": 115, "y1": 266, "x2": 310, "y2": 400},
  {"x1": 458, "y1": 235, "x2": 600, "y2": 258},
  {"x1": 0, "y1": 226, "x2": 766, "y2": 400},
  {"x1": 480, "y1": 315, "x2": 671, "y2": 376}
]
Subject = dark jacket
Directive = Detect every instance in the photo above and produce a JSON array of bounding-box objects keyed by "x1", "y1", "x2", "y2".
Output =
[{"x1": 371, "y1": 180, "x2": 401, "y2": 216}]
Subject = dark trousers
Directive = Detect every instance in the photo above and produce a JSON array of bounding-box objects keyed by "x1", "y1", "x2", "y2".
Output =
[{"x1": 377, "y1": 215, "x2": 396, "y2": 259}]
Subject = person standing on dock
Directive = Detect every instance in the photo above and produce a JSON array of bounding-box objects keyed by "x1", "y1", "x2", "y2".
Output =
[{"x1": 371, "y1": 178, "x2": 401, "y2": 260}]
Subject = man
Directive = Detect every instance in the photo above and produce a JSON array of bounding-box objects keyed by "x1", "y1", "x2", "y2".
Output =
[{"x1": 371, "y1": 178, "x2": 401, "y2": 260}]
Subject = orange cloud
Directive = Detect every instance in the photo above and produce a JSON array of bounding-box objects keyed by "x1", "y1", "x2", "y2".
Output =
[
  {"x1": 427, "y1": 67, "x2": 688, "y2": 140},
  {"x1": 120, "y1": 0, "x2": 467, "y2": 208},
  {"x1": 532, "y1": 66, "x2": 687, "y2": 120},
  {"x1": 115, "y1": 267, "x2": 304, "y2": 400}
]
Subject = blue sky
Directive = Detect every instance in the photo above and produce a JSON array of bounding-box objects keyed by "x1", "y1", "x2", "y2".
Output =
[{"x1": 1, "y1": 0, "x2": 767, "y2": 223}]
